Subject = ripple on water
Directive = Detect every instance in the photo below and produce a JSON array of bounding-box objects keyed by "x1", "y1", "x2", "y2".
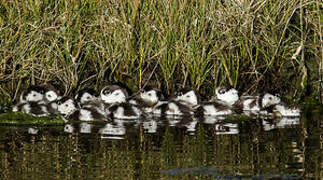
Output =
[{"x1": 0, "y1": 111, "x2": 321, "y2": 180}]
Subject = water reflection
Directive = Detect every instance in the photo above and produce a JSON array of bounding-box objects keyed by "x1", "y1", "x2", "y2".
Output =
[
  {"x1": 0, "y1": 111, "x2": 321, "y2": 180},
  {"x1": 28, "y1": 127, "x2": 39, "y2": 135},
  {"x1": 215, "y1": 123, "x2": 239, "y2": 135},
  {"x1": 262, "y1": 117, "x2": 301, "y2": 131},
  {"x1": 99, "y1": 123, "x2": 126, "y2": 139},
  {"x1": 143, "y1": 120, "x2": 158, "y2": 133}
]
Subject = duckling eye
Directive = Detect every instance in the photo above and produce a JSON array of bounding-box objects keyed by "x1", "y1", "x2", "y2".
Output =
[
  {"x1": 48, "y1": 94, "x2": 52, "y2": 97},
  {"x1": 148, "y1": 93, "x2": 151, "y2": 96},
  {"x1": 65, "y1": 104, "x2": 68, "y2": 107},
  {"x1": 86, "y1": 96, "x2": 90, "y2": 99},
  {"x1": 115, "y1": 92, "x2": 119, "y2": 96},
  {"x1": 33, "y1": 94, "x2": 36, "y2": 97},
  {"x1": 186, "y1": 95, "x2": 190, "y2": 98}
]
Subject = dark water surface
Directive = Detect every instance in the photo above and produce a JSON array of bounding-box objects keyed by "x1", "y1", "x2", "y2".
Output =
[{"x1": 0, "y1": 110, "x2": 321, "y2": 179}]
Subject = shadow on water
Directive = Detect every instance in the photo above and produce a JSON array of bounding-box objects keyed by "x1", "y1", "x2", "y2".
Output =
[{"x1": 0, "y1": 107, "x2": 321, "y2": 179}]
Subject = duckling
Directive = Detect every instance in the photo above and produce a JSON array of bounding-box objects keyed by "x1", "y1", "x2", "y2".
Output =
[
  {"x1": 18, "y1": 85, "x2": 46, "y2": 103},
  {"x1": 100, "y1": 85, "x2": 128, "y2": 105},
  {"x1": 38, "y1": 85, "x2": 61, "y2": 115},
  {"x1": 237, "y1": 93, "x2": 281, "y2": 115},
  {"x1": 100, "y1": 85, "x2": 142, "y2": 119},
  {"x1": 57, "y1": 96, "x2": 107, "y2": 121},
  {"x1": 174, "y1": 88, "x2": 200, "y2": 108},
  {"x1": 75, "y1": 88, "x2": 106, "y2": 115},
  {"x1": 153, "y1": 100, "x2": 195, "y2": 117},
  {"x1": 150, "y1": 88, "x2": 196, "y2": 117},
  {"x1": 195, "y1": 101, "x2": 233, "y2": 116},
  {"x1": 75, "y1": 88, "x2": 99, "y2": 107},
  {"x1": 214, "y1": 85, "x2": 239, "y2": 107},
  {"x1": 12, "y1": 85, "x2": 50, "y2": 117},
  {"x1": 129, "y1": 86, "x2": 165, "y2": 113},
  {"x1": 174, "y1": 88, "x2": 233, "y2": 116}
]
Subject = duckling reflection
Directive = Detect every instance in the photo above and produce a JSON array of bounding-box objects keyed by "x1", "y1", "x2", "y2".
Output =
[
  {"x1": 99, "y1": 123, "x2": 126, "y2": 139},
  {"x1": 214, "y1": 123, "x2": 239, "y2": 135},
  {"x1": 238, "y1": 93, "x2": 281, "y2": 116},
  {"x1": 64, "y1": 124, "x2": 75, "y2": 134},
  {"x1": 28, "y1": 127, "x2": 39, "y2": 135},
  {"x1": 202, "y1": 116, "x2": 226, "y2": 125},
  {"x1": 79, "y1": 122, "x2": 93, "y2": 134},
  {"x1": 262, "y1": 119, "x2": 276, "y2": 131},
  {"x1": 262, "y1": 117, "x2": 300, "y2": 131},
  {"x1": 276, "y1": 117, "x2": 300, "y2": 128},
  {"x1": 184, "y1": 118, "x2": 198, "y2": 134},
  {"x1": 273, "y1": 104, "x2": 301, "y2": 117},
  {"x1": 142, "y1": 120, "x2": 158, "y2": 134}
]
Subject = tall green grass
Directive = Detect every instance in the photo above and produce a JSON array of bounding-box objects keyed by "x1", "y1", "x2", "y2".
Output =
[{"x1": 0, "y1": 0, "x2": 322, "y2": 102}]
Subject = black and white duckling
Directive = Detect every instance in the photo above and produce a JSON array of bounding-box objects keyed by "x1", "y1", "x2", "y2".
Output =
[
  {"x1": 150, "y1": 88, "x2": 197, "y2": 117},
  {"x1": 175, "y1": 88, "x2": 233, "y2": 116},
  {"x1": 100, "y1": 85, "x2": 142, "y2": 119},
  {"x1": 214, "y1": 86, "x2": 239, "y2": 107},
  {"x1": 57, "y1": 96, "x2": 107, "y2": 121},
  {"x1": 129, "y1": 86, "x2": 165, "y2": 113},
  {"x1": 12, "y1": 85, "x2": 50, "y2": 117},
  {"x1": 37, "y1": 84, "x2": 62, "y2": 114},
  {"x1": 75, "y1": 88, "x2": 106, "y2": 115},
  {"x1": 237, "y1": 93, "x2": 281, "y2": 115},
  {"x1": 17, "y1": 85, "x2": 46, "y2": 104},
  {"x1": 174, "y1": 88, "x2": 200, "y2": 108},
  {"x1": 100, "y1": 85, "x2": 129, "y2": 105},
  {"x1": 75, "y1": 88, "x2": 99, "y2": 107},
  {"x1": 153, "y1": 100, "x2": 195, "y2": 117}
]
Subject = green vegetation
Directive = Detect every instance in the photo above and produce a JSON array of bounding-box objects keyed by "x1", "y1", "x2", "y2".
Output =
[
  {"x1": 0, "y1": 0, "x2": 322, "y2": 103},
  {"x1": 0, "y1": 112, "x2": 65, "y2": 125}
]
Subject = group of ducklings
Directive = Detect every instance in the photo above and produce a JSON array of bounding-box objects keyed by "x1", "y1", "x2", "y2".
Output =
[{"x1": 12, "y1": 84, "x2": 301, "y2": 121}]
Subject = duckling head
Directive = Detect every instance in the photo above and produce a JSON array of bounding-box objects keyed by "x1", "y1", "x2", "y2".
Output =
[
  {"x1": 44, "y1": 90, "x2": 59, "y2": 102},
  {"x1": 100, "y1": 85, "x2": 128, "y2": 104},
  {"x1": 57, "y1": 97, "x2": 78, "y2": 115},
  {"x1": 140, "y1": 86, "x2": 163, "y2": 105},
  {"x1": 215, "y1": 86, "x2": 239, "y2": 106},
  {"x1": 175, "y1": 88, "x2": 199, "y2": 107},
  {"x1": 261, "y1": 93, "x2": 281, "y2": 108},
  {"x1": 75, "y1": 88, "x2": 98, "y2": 105},
  {"x1": 21, "y1": 86, "x2": 47, "y2": 102}
]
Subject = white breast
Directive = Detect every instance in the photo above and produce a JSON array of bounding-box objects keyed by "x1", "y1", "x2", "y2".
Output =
[
  {"x1": 202, "y1": 105, "x2": 232, "y2": 116},
  {"x1": 274, "y1": 104, "x2": 301, "y2": 117}
]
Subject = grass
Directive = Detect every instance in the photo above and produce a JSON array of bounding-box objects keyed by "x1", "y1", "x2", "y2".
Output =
[{"x1": 0, "y1": 0, "x2": 322, "y2": 103}]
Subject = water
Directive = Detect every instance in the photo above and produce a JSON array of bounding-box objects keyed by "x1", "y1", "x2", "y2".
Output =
[{"x1": 0, "y1": 111, "x2": 321, "y2": 179}]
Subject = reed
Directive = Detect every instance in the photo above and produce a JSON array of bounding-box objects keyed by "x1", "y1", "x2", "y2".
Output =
[{"x1": 0, "y1": 0, "x2": 322, "y2": 103}]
